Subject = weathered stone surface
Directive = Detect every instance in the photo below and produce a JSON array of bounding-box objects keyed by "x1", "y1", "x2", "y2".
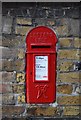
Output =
[
  {"x1": 2, "y1": 16, "x2": 13, "y2": 34},
  {"x1": 16, "y1": 18, "x2": 32, "y2": 25},
  {"x1": 74, "y1": 38, "x2": 81, "y2": 48},
  {"x1": 17, "y1": 94, "x2": 25, "y2": 103},
  {"x1": 15, "y1": 26, "x2": 33, "y2": 35},
  {"x1": 58, "y1": 49, "x2": 80, "y2": 60},
  {"x1": 1, "y1": 72, "x2": 15, "y2": 82},
  {"x1": 16, "y1": 73, "x2": 25, "y2": 83},
  {"x1": 14, "y1": 59, "x2": 25, "y2": 71},
  {"x1": 54, "y1": 25, "x2": 69, "y2": 37},
  {"x1": 2, "y1": 59, "x2": 14, "y2": 71},
  {"x1": 59, "y1": 38, "x2": 73, "y2": 48},
  {"x1": 0, "y1": 84, "x2": 13, "y2": 93},
  {"x1": 2, "y1": 94, "x2": 14, "y2": 105},
  {"x1": 69, "y1": 19, "x2": 80, "y2": 36},
  {"x1": 63, "y1": 106, "x2": 80, "y2": 116},
  {"x1": 58, "y1": 72, "x2": 81, "y2": 83},
  {"x1": 58, "y1": 61, "x2": 74, "y2": 72},
  {"x1": 27, "y1": 107, "x2": 57, "y2": 116},
  {"x1": 12, "y1": 84, "x2": 25, "y2": 93},
  {"x1": 2, "y1": 35, "x2": 25, "y2": 48},
  {"x1": 2, "y1": 106, "x2": 25, "y2": 117},
  {"x1": 57, "y1": 84, "x2": 73, "y2": 94},
  {"x1": 57, "y1": 96, "x2": 81, "y2": 105}
]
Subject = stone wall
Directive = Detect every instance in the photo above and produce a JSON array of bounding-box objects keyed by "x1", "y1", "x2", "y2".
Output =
[{"x1": 1, "y1": 2, "x2": 81, "y2": 120}]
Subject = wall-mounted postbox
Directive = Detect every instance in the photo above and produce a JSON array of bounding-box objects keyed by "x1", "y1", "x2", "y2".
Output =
[{"x1": 26, "y1": 26, "x2": 57, "y2": 104}]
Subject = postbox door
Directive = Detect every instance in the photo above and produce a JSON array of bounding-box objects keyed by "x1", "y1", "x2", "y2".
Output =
[{"x1": 26, "y1": 53, "x2": 56, "y2": 103}]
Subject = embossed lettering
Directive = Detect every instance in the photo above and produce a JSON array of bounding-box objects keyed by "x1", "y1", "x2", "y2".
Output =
[{"x1": 35, "y1": 85, "x2": 48, "y2": 99}]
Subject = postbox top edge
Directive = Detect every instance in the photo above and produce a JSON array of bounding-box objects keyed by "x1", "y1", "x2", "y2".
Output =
[{"x1": 26, "y1": 26, "x2": 57, "y2": 42}]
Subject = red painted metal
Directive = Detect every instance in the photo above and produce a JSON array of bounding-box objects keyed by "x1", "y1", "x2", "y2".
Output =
[{"x1": 26, "y1": 26, "x2": 57, "y2": 103}]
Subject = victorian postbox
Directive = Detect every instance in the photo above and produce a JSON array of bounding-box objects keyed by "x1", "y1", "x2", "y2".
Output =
[{"x1": 26, "y1": 26, "x2": 57, "y2": 103}]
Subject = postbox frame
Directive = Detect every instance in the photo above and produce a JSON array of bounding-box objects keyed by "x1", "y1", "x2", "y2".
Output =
[{"x1": 26, "y1": 26, "x2": 57, "y2": 104}]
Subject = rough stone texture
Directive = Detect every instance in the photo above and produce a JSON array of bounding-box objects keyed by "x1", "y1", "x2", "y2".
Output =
[
  {"x1": 16, "y1": 18, "x2": 32, "y2": 25},
  {"x1": 15, "y1": 26, "x2": 33, "y2": 35},
  {"x1": 14, "y1": 59, "x2": 25, "y2": 71},
  {"x1": 58, "y1": 72, "x2": 81, "y2": 83},
  {"x1": 27, "y1": 107, "x2": 57, "y2": 116},
  {"x1": 12, "y1": 84, "x2": 25, "y2": 93},
  {"x1": 59, "y1": 38, "x2": 73, "y2": 48},
  {"x1": 69, "y1": 19, "x2": 80, "y2": 36},
  {"x1": 2, "y1": 16, "x2": 13, "y2": 34},
  {"x1": 58, "y1": 49, "x2": 80, "y2": 60},
  {"x1": 2, "y1": 59, "x2": 14, "y2": 71},
  {"x1": 75, "y1": 86, "x2": 81, "y2": 94},
  {"x1": 16, "y1": 73, "x2": 25, "y2": 83},
  {"x1": 2, "y1": 94, "x2": 14, "y2": 105},
  {"x1": 1, "y1": 72, "x2": 15, "y2": 82},
  {"x1": 54, "y1": 25, "x2": 69, "y2": 37},
  {"x1": 2, "y1": 35, "x2": 25, "y2": 48},
  {"x1": 2, "y1": 106, "x2": 25, "y2": 117},
  {"x1": 58, "y1": 61, "x2": 74, "y2": 72},
  {"x1": 17, "y1": 48, "x2": 25, "y2": 59},
  {"x1": 57, "y1": 84, "x2": 73, "y2": 94},
  {"x1": 1, "y1": 84, "x2": 13, "y2": 93},
  {"x1": 17, "y1": 94, "x2": 25, "y2": 103},
  {"x1": 74, "y1": 38, "x2": 81, "y2": 48},
  {"x1": 57, "y1": 96, "x2": 81, "y2": 105},
  {"x1": 63, "y1": 106, "x2": 80, "y2": 116},
  {"x1": 2, "y1": 47, "x2": 17, "y2": 59}
]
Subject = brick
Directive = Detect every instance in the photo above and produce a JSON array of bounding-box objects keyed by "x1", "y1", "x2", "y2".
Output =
[
  {"x1": 17, "y1": 94, "x2": 25, "y2": 103},
  {"x1": 16, "y1": 73, "x2": 25, "y2": 83},
  {"x1": 58, "y1": 49, "x2": 80, "y2": 60},
  {"x1": 57, "y1": 96, "x2": 81, "y2": 105},
  {"x1": 1, "y1": 47, "x2": 17, "y2": 59},
  {"x1": 15, "y1": 26, "x2": 33, "y2": 35},
  {"x1": 58, "y1": 72, "x2": 81, "y2": 83},
  {"x1": 27, "y1": 107, "x2": 57, "y2": 116},
  {"x1": 58, "y1": 61, "x2": 74, "y2": 72},
  {"x1": 56, "y1": 18, "x2": 69, "y2": 26},
  {"x1": 75, "y1": 86, "x2": 81, "y2": 94},
  {"x1": 47, "y1": 19, "x2": 55, "y2": 26},
  {"x1": 14, "y1": 59, "x2": 25, "y2": 71},
  {"x1": 63, "y1": 106, "x2": 80, "y2": 116},
  {"x1": 74, "y1": 38, "x2": 81, "y2": 48},
  {"x1": 35, "y1": 18, "x2": 47, "y2": 26},
  {"x1": 65, "y1": 8, "x2": 79, "y2": 18},
  {"x1": 16, "y1": 18, "x2": 32, "y2": 25},
  {"x1": 2, "y1": 59, "x2": 14, "y2": 71},
  {"x1": 2, "y1": 94, "x2": 14, "y2": 105},
  {"x1": 69, "y1": 19, "x2": 80, "y2": 36},
  {"x1": 12, "y1": 84, "x2": 25, "y2": 93},
  {"x1": 2, "y1": 16, "x2": 13, "y2": 34},
  {"x1": 2, "y1": 35, "x2": 25, "y2": 48},
  {"x1": 2, "y1": 106, "x2": 25, "y2": 117},
  {"x1": 57, "y1": 84, "x2": 73, "y2": 94},
  {"x1": 54, "y1": 25, "x2": 69, "y2": 37},
  {"x1": 17, "y1": 48, "x2": 25, "y2": 59},
  {"x1": 0, "y1": 84, "x2": 13, "y2": 93},
  {"x1": 0, "y1": 72, "x2": 15, "y2": 82},
  {"x1": 59, "y1": 38, "x2": 73, "y2": 48}
]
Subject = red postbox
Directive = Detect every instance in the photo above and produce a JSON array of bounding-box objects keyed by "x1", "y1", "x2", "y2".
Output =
[{"x1": 26, "y1": 26, "x2": 57, "y2": 103}]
